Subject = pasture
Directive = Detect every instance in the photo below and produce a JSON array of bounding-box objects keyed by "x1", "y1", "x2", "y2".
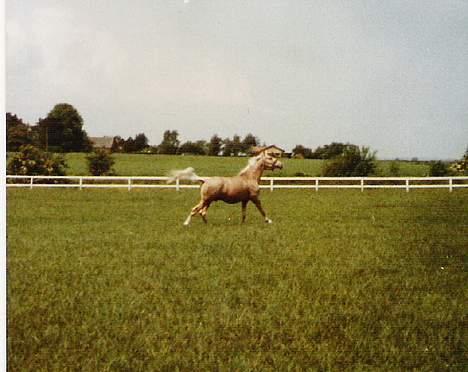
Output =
[
  {"x1": 62, "y1": 153, "x2": 430, "y2": 177},
  {"x1": 7, "y1": 187, "x2": 467, "y2": 371}
]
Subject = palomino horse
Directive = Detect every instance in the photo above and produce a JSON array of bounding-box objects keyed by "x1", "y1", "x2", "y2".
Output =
[{"x1": 168, "y1": 153, "x2": 283, "y2": 225}]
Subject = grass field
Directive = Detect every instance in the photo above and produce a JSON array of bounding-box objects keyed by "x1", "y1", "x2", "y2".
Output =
[
  {"x1": 7, "y1": 187, "x2": 467, "y2": 371},
  {"x1": 62, "y1": 153, "x2": 431, "y2": 177}
]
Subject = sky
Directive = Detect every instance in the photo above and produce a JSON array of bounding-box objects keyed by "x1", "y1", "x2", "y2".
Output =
[{"x1": 5, "y1": 0, "x2": 468, "y2": 159}]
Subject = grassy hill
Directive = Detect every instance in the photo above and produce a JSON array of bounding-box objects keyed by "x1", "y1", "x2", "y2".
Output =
[{"x1": 63, "y1": 153, "x2": 430, "y2": 177}]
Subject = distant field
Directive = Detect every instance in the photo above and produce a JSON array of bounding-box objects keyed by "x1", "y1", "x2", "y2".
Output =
[
  {"x1": 7, "y1": 188, "x2": 467, "y2": 370},
  {"x1": 63, "y1": 153, "x2": 430, "y2": 177}
]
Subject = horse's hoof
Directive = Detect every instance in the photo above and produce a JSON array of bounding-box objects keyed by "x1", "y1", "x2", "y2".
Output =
[{"x1": 266, "y1": 218, "x2": 273, "y2": 224}]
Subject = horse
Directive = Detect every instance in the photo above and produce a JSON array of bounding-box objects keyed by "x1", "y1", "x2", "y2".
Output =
[{"x1": 168, "y1": 153, "x2": 283, "y2": 225}]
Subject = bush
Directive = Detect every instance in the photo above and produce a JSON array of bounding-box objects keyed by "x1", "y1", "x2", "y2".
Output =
[
  {"x1": 7, "y1": 145, "x2": 67, "y2": 176},
  {"x1": 429, "y1": 161, "x2": 451, "y2": 177},
  {"x1": 388, "y1": 161, "x2": 401, "y2": 176},
  {"x1": 322, "y1": 146, "x2": 376, "y2": 177},
  {"x1": 86, "y1": 149, "x2": 115, "y2": 176}
]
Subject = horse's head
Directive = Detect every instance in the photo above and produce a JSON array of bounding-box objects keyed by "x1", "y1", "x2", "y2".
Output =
[{"x1": 261, "y1": 153, "x2": 283, "y2": 171}]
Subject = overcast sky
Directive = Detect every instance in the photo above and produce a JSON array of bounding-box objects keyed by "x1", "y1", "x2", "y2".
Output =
[{"x1": 6, "y1": 0, "x2": 468, "y2": 159}]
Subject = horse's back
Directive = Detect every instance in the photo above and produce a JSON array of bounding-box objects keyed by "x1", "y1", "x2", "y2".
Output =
[{"x1": 201, "y1": 176, "x2": 252, "y2": 202}]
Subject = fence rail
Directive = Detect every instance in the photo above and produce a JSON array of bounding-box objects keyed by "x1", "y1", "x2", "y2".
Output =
[{"x1": 6, "y1": 175, "x2": 468, "y2": 192}]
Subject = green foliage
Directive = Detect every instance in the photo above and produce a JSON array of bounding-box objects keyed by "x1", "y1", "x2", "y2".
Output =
[
  {"x1": 113, "y1": 133, "x2": 149, "y2": 153},
  {"x1": 208, "y1": 134, "x2": 223, "y2": 156},
  {"x1": 158, "y1": 130, "x2": 180, "y2": 154},
  {"x1": 7, "y1": 145, "x2": 67, "y2": 176},
  {"x1": 7, "y1": 189, "x2": 468, "y2": 370},
  {"x1": 429, "y1": 161, "x2": 451, "y2": 177},
  {"x1": 292, "y1": 144, "x2": 313, "y2": 158},
  {"x1": 312, "y1": 142, "x2": 350, "y2": 159},
  {"x1": 322, "y1": 146, "x2": 377, "y2": 176},
  {"x1": 178, "y1": 140, "x2": 207, "y2": 155},
  {"x1": 388, "y1": 161, "x2": 401, "y2": 176},
  {"x1": 6, "y1": 113, "x2": 39, "y2": 151},
  {"x1": 134, "y1": 133, "x2": 149, "y2": 151},
  {"x1": 86, "y1": 149, "x2": 115, "y2": 176},
  {"x1": 241, "y1": 133, "x2": 258, "y2": 153},
  {"x1": 37, "y1": 103, "x2": 91, "y2": 152},
  {"x1": 111, "y1": 136, "x2": 125, "y2": 152}
]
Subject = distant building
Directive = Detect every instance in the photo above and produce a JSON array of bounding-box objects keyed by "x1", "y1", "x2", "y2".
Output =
[
  {"x1": 251, "y1": 145, "x2": 285, "y2": 158},
  {"x1": 89, "y1": 136, "x2": 114, "y2": 150}
]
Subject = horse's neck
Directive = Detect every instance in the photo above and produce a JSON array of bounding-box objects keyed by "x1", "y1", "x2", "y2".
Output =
[{"x1": 242, "y1": 162, "x2": 264, "y2": 183}]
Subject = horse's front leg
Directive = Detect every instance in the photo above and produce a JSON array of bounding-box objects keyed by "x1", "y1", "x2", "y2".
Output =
[
  {"x1": 241, "y1": 201, "x2": 248, "y2": 223},
  {"x1": 251, "y1": 197, "x2": 272, "y2": 224}
]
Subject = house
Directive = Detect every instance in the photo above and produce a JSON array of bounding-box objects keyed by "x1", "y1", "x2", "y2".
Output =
[
  {"x1": 251, "y1": 145, "x2": 285, "y2": 158},
  {"x1": 89, "y1": 136, "x2": 114, "y2": 150}
]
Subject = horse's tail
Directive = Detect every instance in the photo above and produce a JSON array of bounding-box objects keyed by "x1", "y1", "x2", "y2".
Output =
[{"x1": 166, "y1": 167, "x2": 206, "y2": 184}]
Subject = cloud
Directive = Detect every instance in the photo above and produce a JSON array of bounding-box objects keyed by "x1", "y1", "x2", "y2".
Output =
[{"x1": 6, "y1": 1, "x2": 468, "y2": 158}]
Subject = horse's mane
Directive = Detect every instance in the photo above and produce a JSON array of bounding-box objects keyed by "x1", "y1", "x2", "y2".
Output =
[{"x1": 238, "y1": 155, "x2": 262, "y2": 176}]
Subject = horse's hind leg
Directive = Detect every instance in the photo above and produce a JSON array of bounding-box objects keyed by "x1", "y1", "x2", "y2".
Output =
[
  {"x1": 199, "y1": 201, "x2": 211, "y2": 224},
  {"x1": 184, "y1": 200, "x2": 204, "y2": 226},
  {"x1": 251, "y1": 198, "x2": 272, "y2": 224}
]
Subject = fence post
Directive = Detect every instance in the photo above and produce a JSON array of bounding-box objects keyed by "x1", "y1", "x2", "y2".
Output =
[
  {"x1": 315, "y1": 179, "x2": 319, "y2": 192},
  {"x1": 30, "y1": 177, "x2": 33, "y2": 190},
  {"x1": 176, "y1": 178, "x2": 180, "y2": 192},
  {"x1": 270, "y1": 179, "x2": 274, "y2": 192},
  {"x1": 406, "y1": 179, "x2": 410, "y2": 192},
  {"x1": 128, "y1": 178, "x2": 132, "y2": 191},
  {"x1": 449, "y1": 178, "x2": 453, "y2": 192},
  {"x1": 360, "y1": 178, "x2": 364, "y2": 192},
  {"x1": 79, "y1": 177, "x2": 83, "y2": 190}
]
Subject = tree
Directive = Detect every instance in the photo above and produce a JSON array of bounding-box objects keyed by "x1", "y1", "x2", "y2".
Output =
[
  {"x1": 111, "y1": 136, "x2": 125, "y2": 152},
  {"x1": 208, "y1": 134, "x2": 223, "y2": 156},
  {"x1": 322, "y1": 146, "x2": 376, "y2": 176},
  {"x1": 292, "y1": 144, "x2": 313, "y2": 159},
  {"x1": 241, "y1": 133, "x2": 258, "y2": 154},
  {"x1": 86, "y1": 149, "x2": 115, "y2": 176},
  {"x1": 178, "y1": 140, "x2": 207, "y2": 155},
  {"x1": 123, "y1": 137, "x2": 136, "y2": 153},
  {"x1": 37, "y1": 103, "x2": 91, "y2": 152},
  {"x1": 222, "y1": 137, "x2": 234, "y2": 156},
  {"x1": 429, "y1": 161, "x2": 451, "y2": 176},
  {"x1": 312, "y1": 142, "x2": 352, "y2": 159},
  {"x1": 6, "y1": 113, "x2": 39, "y2": 151},
  {"x1": 7, "y1": 144, "x2": 67, "y2": 176},
  {"x1": 158, "y1": 130, "x2": 180, "y2": 154},
  {"x1": 231, "y1": 135, "x2": 243, "y2": 156},
  {"x1": 134, "y1": 133, "x2": 149, "y2": 152}
]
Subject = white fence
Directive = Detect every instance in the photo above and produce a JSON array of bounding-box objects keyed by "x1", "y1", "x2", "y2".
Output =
[{"x1": 6, "y1": 175, "x2": 468, "y2": 192}]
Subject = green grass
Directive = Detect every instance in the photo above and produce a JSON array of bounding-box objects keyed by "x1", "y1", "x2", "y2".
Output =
[
  {"x1": 63, "y1": 153, "x2": 430, "y2": 177},
  {"x1": 7, "y1": 188, "x2": 467, "y2": 371}
]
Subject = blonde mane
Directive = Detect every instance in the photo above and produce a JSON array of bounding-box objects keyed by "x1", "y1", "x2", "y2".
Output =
[{"x1": 238, "y1": 155, "x2": 262, "y2": 175}]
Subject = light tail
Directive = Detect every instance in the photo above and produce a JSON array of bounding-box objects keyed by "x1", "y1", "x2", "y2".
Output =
[{"x1": 166, "y1": 167, "x2": 205, "y2": 184}]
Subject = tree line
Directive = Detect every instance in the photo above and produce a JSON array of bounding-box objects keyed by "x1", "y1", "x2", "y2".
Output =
[
  {"x1": 130, "y1": 130, "x2": 260, "y2": 156},
  {"x1": 6, "y1": 104, "x2": 261, "y2": 156},
  {"x1": 6, "y1": 103, "x2": 374, "y2": 159},
  {"x1": 6, "y1": 103, "x2": 467, "y2": 178}
]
